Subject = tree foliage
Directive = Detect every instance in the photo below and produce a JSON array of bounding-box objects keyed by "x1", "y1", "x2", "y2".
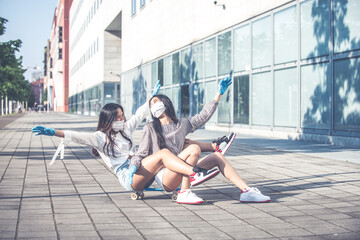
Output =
[{"x1": 0, "y1": 17, "x2": 32, "y2": 101}]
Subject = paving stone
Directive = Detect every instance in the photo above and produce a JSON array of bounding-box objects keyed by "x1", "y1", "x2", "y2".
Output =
[{"x1": 1, "y1": 112, "x2": 360, "y2": 239}]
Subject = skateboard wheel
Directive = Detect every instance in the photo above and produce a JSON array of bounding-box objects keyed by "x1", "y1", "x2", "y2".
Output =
[
  {"x1": 139, "y1": 192, "x2": 144, "y2": 199},
  {"x1": 172, "y1": 194, "x2": 177, "y2": 201},
  {"x1": 131, "y1": 192, "x2": 139, "y2": 200}
]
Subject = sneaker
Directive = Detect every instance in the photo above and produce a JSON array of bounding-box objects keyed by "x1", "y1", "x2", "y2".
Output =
[
  {"x1": 213, "y1": 133, "x2": 236, "y2": 155},
  {"x1": 240, "y1": 187, "x2": 270, "y2": 203},
  {"x1": 190, "y1": 167, "x2": 220, "y2": 187},
  {"x1": 176, "y1": 189, "x2": 203, "y2": 204}
]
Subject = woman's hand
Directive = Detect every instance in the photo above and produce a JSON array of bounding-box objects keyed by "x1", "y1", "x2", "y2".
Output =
[
  {"x1": 32, "y1": 126, "x2": 55, "y2": 136},
  {"x1": 214, "y1": 75, "x2": 232, "y2": 101},
  {"x1": 218, "y1": 76, "x2": 232, "y2": 95},
  {"x1": 151, "y1": 80, "x2": 161, "y2": 97}
]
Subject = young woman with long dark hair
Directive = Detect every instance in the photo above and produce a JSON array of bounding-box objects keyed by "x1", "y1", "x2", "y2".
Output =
[
  {"x1": 130, "y1": 76, "x2": 270, "y2": 204},
  {"x1": 31, "y1": 83, "x2": 216, "y2": 193}
]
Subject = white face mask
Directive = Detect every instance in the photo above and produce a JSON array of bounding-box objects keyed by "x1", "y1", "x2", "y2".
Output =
[
  {"x1": 112, "y1": 120, "x2": 125, "y2": 131},
  {"x1": 151, "y1": 101, "x2": 166, "y2": 118}
]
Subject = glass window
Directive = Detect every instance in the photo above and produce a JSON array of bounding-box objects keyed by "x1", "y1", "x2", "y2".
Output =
[
  {"x1": 164, "y1": 56, "x2": 172, "y2": 86},
  {"x1": 181, "y1": 48, "x2": 191, "y2": 83},
  {"x1": 274, "y1": 6, "x2": 297, "y2": 64},
  {"x1": 104, "y1": 83, "x2": 114, "y2": 99},
  {"x1": 301, "y1": 63, "x2": 330, "y2": 129},
  {"x1": 141, "y1": 64, "x2": 151, "y2": 92},
  {"x1": 300, "y1": 0, "x2": 330, "y2": 59},
  {"x1": 172, "y1": 86, "x2": 181, "y2": 116},
  {"x1": 158, "y1": 59, "x2": 164, "y2": 86},
  {"x1": 234, "y1": 24, "x2": 250, "y2": 72},
  {"x1": 218, "y1": 79, "x2": 232, "y2": 124},
  {"x1": 252, "y1": 72, "x2": 271, "y2": 126},
  {"x1": 252, "y1": 16, "x2": 271, "y2": 69},
  {"x1": 181, "y1": 85, "x2": 190, "y2": 117},
  {"x1": 218, "y1": 31, "x2": 232, "y2": 75},
  {"x1": 192, "y1": 43, "x2": 203, "y2": 80},
  {"x1": 234, "y1": 75, "x2": 249, "y2": 124},
  {"x1": 334, "y1": 0, "x2": 360, "y2": 53},
  {"x1": 172, "y1": 53, "x2": 180, "y2": 84},
  {"x1": 205, "y1": 80, "x2": 217, "y2": 123},
  {"x1": 131, "y1": 0, "x2": 136, "y2": 16},
  {"x1": 334, "y1": 57, "x2": 360, "y2": 131},
  {"x1": 274, "y1": 68, "x2": 298, "y2": 127},
  {"x1": 204, "y1": 38, "x2": 216, "y2": 78},
  {"x1": 191, "y1": 83, "x2": 205, "y2": 116},
  {"x1": 151, "y1": 62, "x2": 157, "y2": 87},
  {"x1": 164, "y1": 87, "x2": 172, "y2": 99}
]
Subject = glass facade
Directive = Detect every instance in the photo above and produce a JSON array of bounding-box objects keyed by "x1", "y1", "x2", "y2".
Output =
[
  {"x1": 234, "y1": 75, "x2": 249, "y2": 124},
  {"x1": 252, "y1": 72, "x2": 271, "y2": 126},
  {"x1": 274, "y1": 6, "x2": 297, "y2": 64},
  {"x1": 301, "y1": 63, "x2": 330, "y2": 129},
  {"x1": 334, "y1": 57, "x2": 360, "y2": 131},
  {"x1": 218, "y1": 31, "x2": 232, "y2": 76},
  {"x1": 234, "y1": 24, "x2": 250, "y2": 72},
  {"x1": 70, "y1": 0, "x2": 360, "y2": 139},
  {"x1": 252, "y1": 16, "x2": 271, "y2": 69},
  {"x1": 274, "y1": 68, "x2": 298, "y2": 127}
]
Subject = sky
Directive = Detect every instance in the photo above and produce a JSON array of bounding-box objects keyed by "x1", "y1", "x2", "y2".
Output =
[{"x1": 0, "y1": 0, "x2": 58, "y2": 81}]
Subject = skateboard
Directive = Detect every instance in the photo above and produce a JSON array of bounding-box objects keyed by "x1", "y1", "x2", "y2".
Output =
[{"x1": 131, "y1": 187, "x2": 178, "y2": 201}]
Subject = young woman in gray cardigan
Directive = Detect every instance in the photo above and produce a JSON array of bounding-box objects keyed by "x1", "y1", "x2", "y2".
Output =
[
  {"x1": 31, "y1": 82, "x2": 217, "y2": 196},
  {"x1": 130, "y1": 76, "x2": 270, "y2": 204}
]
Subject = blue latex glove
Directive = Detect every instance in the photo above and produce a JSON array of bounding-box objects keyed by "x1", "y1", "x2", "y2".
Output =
[
  {"x1": 129, "y1": 165, "x2": 137, "y2": 184},
  {"x1": 151, "y1": 80, "x2": 161, "y2": 96},
  {"x1": 218, "y1": 76, "x2": 232, "y2": 95},
  {"x1": 32, "y1": 126, "x2": 55, "y2": 136}
]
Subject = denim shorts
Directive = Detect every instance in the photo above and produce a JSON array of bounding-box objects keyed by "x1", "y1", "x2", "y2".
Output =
[{"x1": 116, "y1": 159, "x2": 134, "y2": 191}]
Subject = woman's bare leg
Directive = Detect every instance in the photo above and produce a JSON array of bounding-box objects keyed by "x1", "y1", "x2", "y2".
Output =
[
  {"x1": 184, "y1": 139, "x2": 215, "y2": 152},
  {"x1": 131, "y1": 148, "x2": 194, "y2": 191},
  {"x1": 197, "y1": 152, "x2": 249, "y2": 191},
  {"x1": 161, "y1": 144, "x2": 201, "y2": 191}
]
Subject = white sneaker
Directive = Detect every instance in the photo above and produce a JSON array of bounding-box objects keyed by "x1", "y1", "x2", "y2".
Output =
[
  {"x1": 240, "y1": 187, "x2": 270, "y2": 203},
  {"x1": 213, "y1": 133, "x2": 236, "y2": 155},
  {"x1": 176, "y1": 189, "x2": 203, "y2": 204}
]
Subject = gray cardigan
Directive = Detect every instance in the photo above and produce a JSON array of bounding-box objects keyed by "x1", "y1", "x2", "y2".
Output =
[{"x1": 131, "y1": 100, "x2": 218, "y2": 168}]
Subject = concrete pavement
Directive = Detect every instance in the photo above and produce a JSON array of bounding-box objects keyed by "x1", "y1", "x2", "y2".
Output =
[{"x1": 0, "y1": 112, "x2": 360, "y2": 239}]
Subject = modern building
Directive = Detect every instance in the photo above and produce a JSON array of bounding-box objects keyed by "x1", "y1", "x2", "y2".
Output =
[
  {"x1": 68, "y1": 0, "x2": 360, "y2": 146},
  {"x1": 43, "y1": 41, "x2": 52, "y2": 111},
  {"x1": 30, "y1": 77, "x2": 44, "y2": 109},
  {"x1": 49, "y1": 0, "x2": 72, "y2": 112}
]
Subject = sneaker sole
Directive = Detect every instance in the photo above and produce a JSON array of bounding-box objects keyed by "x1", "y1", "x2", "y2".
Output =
[
  {"x1": 176, "y1": 200, "x2": 204, "y2": 204},
  {"x1": 191, "y1": 169, "x2": 220, "y2": 187},
  {"x1": 221, "y1": 133, "x2": 236, "y2": 155},
  {"x1": 240, "y1": 199, "x2": 271, "y2": 203}
]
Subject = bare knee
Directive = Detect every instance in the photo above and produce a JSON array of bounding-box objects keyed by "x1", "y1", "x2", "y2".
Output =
[
  {"x1": 158, "y1": 148, "x2": 172, "y2": 157},
  {"x1": 187, "y1": 144, "x2": 201, "y2": 158},
  {"x1": 213, "y1": 152, "x2": 227, "y2": 163}
]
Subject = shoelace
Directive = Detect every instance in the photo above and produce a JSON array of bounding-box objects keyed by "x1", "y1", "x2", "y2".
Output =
[
  {"x1": 251, "y1": 187, "x2": 261, "y2": 194},
  {"x1": 213, "y1": 136, "x2": 229, "y2": 145},
  {"x1": 187, "y1": 190, "x2": 198, "y2": 198}
]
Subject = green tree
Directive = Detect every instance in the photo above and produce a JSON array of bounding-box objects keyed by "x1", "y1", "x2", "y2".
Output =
[
  {"x1": 42, "y1": 88, "x2": 47, "y2": 104},
  {"x1": 0, "y1": 17, "x2": 32, "y2": 103}
]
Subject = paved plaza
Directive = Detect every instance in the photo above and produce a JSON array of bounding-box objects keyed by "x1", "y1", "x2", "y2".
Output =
[{"x1": 0, "y1": 112, "x2": 360, "y2": 239}]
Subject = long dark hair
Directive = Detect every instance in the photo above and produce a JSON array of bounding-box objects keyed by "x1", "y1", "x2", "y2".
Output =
[
  {"x1": 92, "y1": 103, "x2": 133, "y2": 157},
  {"x1": 149, "y1": 94, "x2": 179, "y2": 149}
]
